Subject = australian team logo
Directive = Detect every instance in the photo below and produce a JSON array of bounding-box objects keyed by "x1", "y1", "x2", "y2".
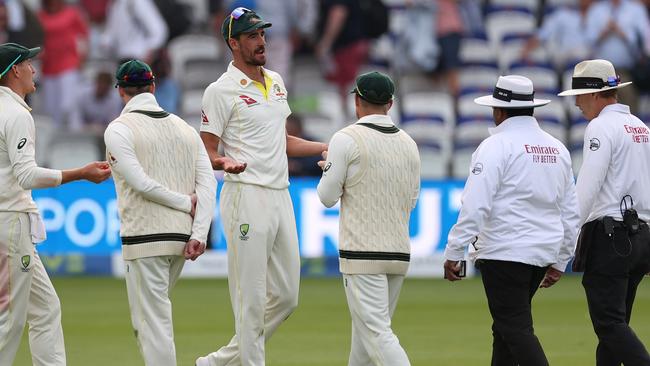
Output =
[
  {"x1": 589, "y1": 138, "x2": 600, "y2": 151},
  {"x1": 239, "y1": 224, "x2": 250, "y2": 241},
  {"x1": 272, "y1": 84, "x2": 287, "y2": 101},
  {"x1": 471, "y1": 163, "x2": 483, "y2": 175},
  {"x1": 21, "y1": 255, "x2": 30, "y2": 272}
]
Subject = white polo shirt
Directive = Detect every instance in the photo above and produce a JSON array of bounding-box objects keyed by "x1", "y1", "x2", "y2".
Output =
[
  {"x1": 577, "y1": 103, "x2": 650, "y2": 225},
  {"x1": 201, "y1": 62, "x2": 291, "y2": 189},
  {"x1": 0, "y1": 86, "x2": 61, "y2": 213},
  {"x1": 444, "y1": 116, "x2": 580, "y2": 271}
]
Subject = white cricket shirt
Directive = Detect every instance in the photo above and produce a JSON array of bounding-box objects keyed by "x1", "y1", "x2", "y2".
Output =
[
  {"x1": 201, "y1": 62, "x2": 291, "y2": 189},
  {"x1": 576, "y1": 103, "x2": 650, "y2": 225},
  {"x1": 444, "y1": 116, "x2": 580, "y2": 271},
  {"x1": 0, "y1": 86, "x2": 61, "y2": 213}
]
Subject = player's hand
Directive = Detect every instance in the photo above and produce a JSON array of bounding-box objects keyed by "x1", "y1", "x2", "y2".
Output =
[
  {"x1": 318, "y1": 150, "x2": 329, "y2": 170},
  {"x1": 218, "y1": 157, "x2": 247, "y2": 174},
  {"x1": 83, "y1": 161, "x2": 111, "y2": 183},
  {"x1": 443, "y1": 260, "x2": 463, "y2": 282},
  {"x1": 189, "y1": 193, "x2": 197, "y2": 218},
  {"x1": 184, "y1": 239, "x2": 206, "y2": 261},
  {"x1": 540, "y1": 267, "x2": 563, "y2": 288}
]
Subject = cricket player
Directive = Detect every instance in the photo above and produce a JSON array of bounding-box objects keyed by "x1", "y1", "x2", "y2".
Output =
[
  {"x1": 104, "y1": 60, "x2": 216, "y2": 366},
  {"x1": 317, "y1": 71, "x2": 420, "y2": 366},
  {"x1": 196, "y1": 7, "x2": 327, "y2": 366},
  {"x1": 0, "y1": 42, "x2": 111, "y2": 366}
]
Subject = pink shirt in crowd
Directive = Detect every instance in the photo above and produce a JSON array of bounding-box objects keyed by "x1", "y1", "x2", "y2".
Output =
[
  {"x1": 436, "y1": 0, "x2": 464, "y2": 36},
  {"x1": 38, "y1": 6, "x2": 88, "y2": 76}
]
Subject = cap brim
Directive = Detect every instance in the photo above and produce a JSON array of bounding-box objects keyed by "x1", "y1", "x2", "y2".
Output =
[
  {"x1": 558, "y1": 81, "x2": 633, "y2": 96},
  {"x1": 474, "y1": 95, "x2": 551, "y2": 108},
  {"x1": 239, "y1": 21, "x2": 272, "y2": 35},
  {"x1": 25, "y1": 47, "x2": 41, "y2": 60}
]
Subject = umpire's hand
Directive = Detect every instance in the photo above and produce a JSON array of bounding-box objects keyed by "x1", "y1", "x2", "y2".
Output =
[
  {"x1": 539, "y1": 267, "x2": 563, "y2": 288},
  {"x1": 443, "y1": 260, "x2": 463, "y2": 281},
  {"x1": 184, "y1": 239, "x2": 206, "y2": 261}
]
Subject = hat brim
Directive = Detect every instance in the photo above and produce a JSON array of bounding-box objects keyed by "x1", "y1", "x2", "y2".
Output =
[
  {"x1": 24, "y1": 47, "x2": 41, "y2": 60},
  {"x1": 557, "y1": 81, "x2": 633, "y2": 96},
  {"x1": 237, "y1": 21, "x2": 272, "y2": 36},
  {"x1": 474, "y1": 95, "x2": 551, "y2": 108}
]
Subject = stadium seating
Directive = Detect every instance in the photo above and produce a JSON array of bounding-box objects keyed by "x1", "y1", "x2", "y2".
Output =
[
  {"x1": 485, "y1": 10, "x2": 536, "y2": 48},
  {"x1": 168, "y1": 34, "x2": 222, "y2": 90},
  {"x1": 47, "y1": 133, "x2": 103, "y2": 170}
]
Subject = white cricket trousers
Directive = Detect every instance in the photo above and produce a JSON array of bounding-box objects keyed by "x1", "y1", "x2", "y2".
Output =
[
  {"x1": 343, "y1": 273, "x2": 411, "y2": 366},
  {"x1": 124, "y1": 255, "x2": 185, "y2": 366},
  {"x1": 0, "y1": 212, "x2": 66, "y2": 366},
  {"x1": 202, "y1": 182, "x2": 300, "y2": 366}
]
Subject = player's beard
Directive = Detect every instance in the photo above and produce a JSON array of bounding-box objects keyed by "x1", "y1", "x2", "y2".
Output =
[{"x1": 245, "y1": 46, "x2": 266, "y2": 66}]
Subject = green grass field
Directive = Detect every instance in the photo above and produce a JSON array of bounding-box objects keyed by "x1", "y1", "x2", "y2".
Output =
[{"x1": 14, "y1": 275, "x2": 650, "y2": 365}]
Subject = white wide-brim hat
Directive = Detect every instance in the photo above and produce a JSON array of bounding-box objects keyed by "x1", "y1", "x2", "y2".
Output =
[
  {"x1": 558, "y1": 59, "x2": 632, "y2": 96},
  {"x1": 474, "y1": 75, "x2": 551, "y2": 108}
]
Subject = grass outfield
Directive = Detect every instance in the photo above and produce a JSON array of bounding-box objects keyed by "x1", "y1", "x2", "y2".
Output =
[{"x1": 14, "y1": 275, "x2": 650, "y2": 365}]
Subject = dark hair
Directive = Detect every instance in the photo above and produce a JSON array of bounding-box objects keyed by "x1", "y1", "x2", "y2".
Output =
[
  {"x1": 121, "y1": 84, "x2": 153, "y2": 97},
  {"x1": 504, "y1": 107, "x2": 534, "y2": 118}
]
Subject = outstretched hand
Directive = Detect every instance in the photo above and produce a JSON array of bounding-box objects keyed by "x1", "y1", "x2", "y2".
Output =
[
  {"x1": 83, "y1": 161, "x2": 111, "y2": 183},
  {"x1": 219, "y1": 157, "x2": 247, "y2": 174}
]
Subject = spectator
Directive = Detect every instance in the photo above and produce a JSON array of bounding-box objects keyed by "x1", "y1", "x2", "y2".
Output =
[
  {"x1": 80, "y1": 70, "x2": 122, "y2": 132},
  {"x1": 0, "y1": 0, "x2": 43, "y2": 48},
  {"x1": 316, "y1": 0, "x2": 369, "y2": 117},
  {"x1": 286, "y1": 114, "x2": 323, "y2": 177},
  {"x1": 436, "y1": 0, "x2": 464, "y2": 97},
  {"x1": 79, "y1": 0, "x2": 110, "y2": 59},
  {"x1": 101, "y1": 0, "x2": 168, "y2": 64},
  {"x1": 521, "y1": 0, "x2": 592, "y2": 71},
  {"x1": 585, "y1": 0, "x2": 650, "y2": 112},
  {"x1": 38, "y1": 0, "x2": 88, "y2": 130},
  {"x1": 255, "y1": 0, "x2": 301, "y2": 89},
  {"x1": 150, "y1": 48, "x2": 180, "y2": 114}
]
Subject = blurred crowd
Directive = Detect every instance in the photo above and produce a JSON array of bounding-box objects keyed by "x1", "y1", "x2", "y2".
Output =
[{"x1": 1, "y1": 0, "x2": 650, "y2": 177}]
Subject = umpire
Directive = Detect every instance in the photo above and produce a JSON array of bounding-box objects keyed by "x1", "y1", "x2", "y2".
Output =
[
  {"x1": 444, "y1": 75, "x2": 580, "y2": 366},
  {"x1": 559, "y1": 59, "x2": 650, "y2": 365}
]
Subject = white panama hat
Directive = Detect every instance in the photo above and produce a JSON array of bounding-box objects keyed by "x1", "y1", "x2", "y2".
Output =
[
  {"x1": 558, "y1": 59, "x2": 632, "y2": 96},
  {"x1": 474, "y1": 75, "x2": 551, "y2": 108}
]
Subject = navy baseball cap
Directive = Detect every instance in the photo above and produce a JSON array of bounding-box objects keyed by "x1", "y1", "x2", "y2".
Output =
[
  {"x1": 115, "y1": 60, "x2": 155, "y2": 87},
  {"x1": 0, "y1": 43, "x2": 41, "y2": 79},
  {"x1": 221, "y1": 7, "x2": 272, "y2": 41},
  {"x1": 351, "y1": 71, "x2": 395, "y2": 105}
]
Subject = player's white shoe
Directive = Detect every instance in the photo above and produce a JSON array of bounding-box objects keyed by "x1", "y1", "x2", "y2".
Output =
[{"x1": 195, "y1": 356, "x2": 210, "y2": 366}]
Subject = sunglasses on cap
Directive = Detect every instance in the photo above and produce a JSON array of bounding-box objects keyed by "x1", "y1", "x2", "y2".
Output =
[
  {"x1": 228, "y1": 7, "x2": 252, "y2": 39},
  {"x1": 0, "y1": 55, "x2": 21, "y2": 78}
]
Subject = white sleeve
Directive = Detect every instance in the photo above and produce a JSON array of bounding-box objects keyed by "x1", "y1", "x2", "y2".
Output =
[
  {"x1": 135, "y1": 0, "x2": 168, "y2": 50},
  {"x1": 411, "y1": 143, "x2": 421, "y2": 211},
  {"x1": 444, "y1": 139, "x2": 505, "y2": 261},
  {"x1": 553, "y1": 162, "x2": 580, "y2": 272},
  {"x1": 104, "y1": 122, "x2": 191, "y2": 212},
  {"x1": 317, "y1": 132, "x2": 356, "y2": 208},
  {"x1": 575, "y1": 120, "x2": 612, "y2": 224},
  {"x1": 200, "y1": 83, "x2": 232, "y2": 137},
  {"x1": 6, "y1": 114, "x2": 62, "y2": 189},
  {"x1": 189, "y1": 132, "x2": 217, "y2": 243}
]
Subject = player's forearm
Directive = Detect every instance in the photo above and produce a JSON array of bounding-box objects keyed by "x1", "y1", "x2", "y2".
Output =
[
  {"x1": 16, "y1": 164, "x2": 62, "y2": 188},
  {"x1": 286, "y1": 135, "x2": 327, "y2": 157}
]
